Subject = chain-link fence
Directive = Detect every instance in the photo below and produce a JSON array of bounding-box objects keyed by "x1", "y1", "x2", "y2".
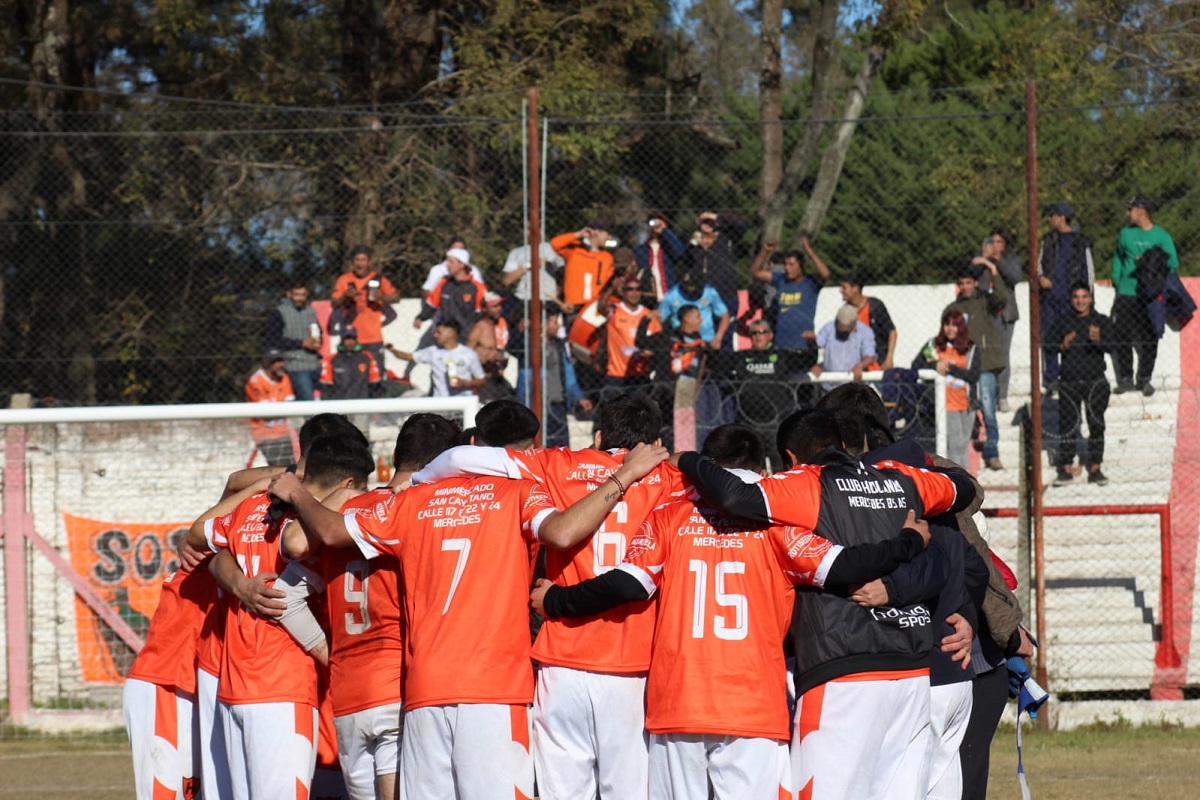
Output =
[{"x1": 2, "y1": 81, "x2": 1200, "y2": 725}]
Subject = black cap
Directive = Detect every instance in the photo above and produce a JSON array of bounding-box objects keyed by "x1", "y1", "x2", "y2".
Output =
[
  {"x1": 1127, "y1": 195, "x2": 1156, "y2": 212},
  {"x1": 1047, "y1": 201, "x2": 1075, "y2": 220},
  {"x1": 263, "y1": 348, "x2": 285, "y2": 362}
]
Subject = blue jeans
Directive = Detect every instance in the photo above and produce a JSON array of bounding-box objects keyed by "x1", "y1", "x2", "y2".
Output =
[
  {"x1": 978, "y1": 370, "x2": 1000, "y2": 460},
  {"x1": 289, "y1": 369, "x2": 320, "y2": 401}
]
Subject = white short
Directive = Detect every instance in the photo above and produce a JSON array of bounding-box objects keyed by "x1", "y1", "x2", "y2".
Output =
[
  {"x1": 792, "y1": 673, "x2": 931, "y2": 800},
  {"x1": 649, "y1": 732, "x2": 788, "y2": 800},
  {"x1": 532, "y1": 666, "x2": 648, "y2": 800},
  {"x1": 218, "y1": 700, "x2": 318, "y2": 800},
  {"x1": 400, "y1": 703, "x2": 533, "y2": 800},
  {"x1": 196, "y1": 667, "x2": 232, "y2": 800},
  {"x1": 927, "y1": 682, "x2": 973, "y2": 800},
  {"x1": 334, "y1": 702, "x2": 403, "y2": 800},
  {"x1": 123, "y1": 678, "x2": 198, "y2": 800}
]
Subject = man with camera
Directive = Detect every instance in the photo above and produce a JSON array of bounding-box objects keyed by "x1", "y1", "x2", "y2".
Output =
[
  {"x1": 633, "y1": 212, "x2": 685, "y2": 306},
  {"x1": 331, "y1": 244, "x2": 400, "y2": 373}
]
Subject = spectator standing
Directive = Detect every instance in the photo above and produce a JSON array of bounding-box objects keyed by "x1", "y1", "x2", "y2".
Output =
[
  {"x1": 1048, "y1": 284, "x2": 1114, "y2": 486},
  {"x1": 244, "y1": 349, "x2": 296, "y2": 466},
  {"x1": 1037, "y1": 204, "x2": 1095, "y2": 395},
  {"x1": 945, "y1": 261, "x2": 1008, "y2": 470},
  {"x1": 659, "y1": 270, "x2": 730, "y2": 348},
  {"x1": 265, "y1": 283, "x2": 322, "y2": 401},
  {"x1": 467, "y1": 292, "x2": 516, "y2": 403},
  {"x1": 1111, "y1": 195, "x2": 1179, "y2": 395},
  {"x1": 551, "y1": 220, "x2": 616, "y2": 309},
  {"x1": 318, "y1": 327, "x2": 382, "y2": 401},
  {"x1": 597, "y1": 277, "x2": 661, "y2": 389},
  {"x1": 387, "y1": 319, "x2": 485, "y2": 398},
  {"x1": 416, "y1": 248, "x2": 487, "y2": 334},
  {"x1": 422, "y1": 237, "x2": 484, "y2": 296},
  {"x1": 749, "y1": 237, "x2": 831, "y2": 351},
  {"x1": 502, "y1": 240, "x2": 565, "y2": 404},
  {"x1": 979, "y1": 229, "x2": 1024, "y2": 411},
  {"x1": 684, "y1": 210, "x2": 749, "y2": 347},
  {"x1": 633, "y1": 212, "x2": 685, "y2": 306},
  {"x1": 839, "y1": 271, "x2": 897, "y2": 370},
  {"x1": 912, "y1": 310, "x2": 980, "y2": 468},
  {"x1": 811, "y1": 303, "x2": 877, "y2": 390},
  {"x1": 541, "y1": 312, "x2": 589, "y2": 448},
  {"x1": 502, "y1": 240, "x2": 564, "y2": 305},
  {"x1": 331, "y1": 244, "x2": 400, "y2": 372}
]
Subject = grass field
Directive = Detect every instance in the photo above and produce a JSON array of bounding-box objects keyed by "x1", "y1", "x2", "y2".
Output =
[{"x1": 2, "y1": 724, "x2": 1199, "y2": 799}]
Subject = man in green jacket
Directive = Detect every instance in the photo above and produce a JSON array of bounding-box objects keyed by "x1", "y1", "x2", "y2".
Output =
[{"x1": 1111, "y1": 195, "x2": 1179, "y2": 396}]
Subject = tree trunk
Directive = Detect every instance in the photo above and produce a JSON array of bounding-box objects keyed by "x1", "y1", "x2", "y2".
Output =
[
  {"x1": 758, "y1": 0, "x2": 784, "y2": 224},
  {"x1": 761, "y1": 0, "x2": 840, "y2": 242}
]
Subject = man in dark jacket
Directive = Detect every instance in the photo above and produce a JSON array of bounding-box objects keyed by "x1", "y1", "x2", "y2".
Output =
[
  {"x1": 1047, "y1": 284, "x2": 1114, "y2": 486},
  {"x1": 683, "y1": 210, "x2": 748, "y2": 348},
  {"x1": 318, "y1": 327, "x2": 382, "y2": 401},
  {"x1": 1037, "y1": 203, "x2": 1095, "y2": 394},
  {"x1": 945, "y1": 261, "x2": 1008, "y2": 470}
]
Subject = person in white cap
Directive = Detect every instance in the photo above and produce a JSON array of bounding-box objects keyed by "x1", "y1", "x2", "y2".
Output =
[
  {"x1": 810, "y1": 303, "x2": 877, "y2": 391},
  {"x1": 420, "y1": 237, "x2": 485, "y2": 298}
]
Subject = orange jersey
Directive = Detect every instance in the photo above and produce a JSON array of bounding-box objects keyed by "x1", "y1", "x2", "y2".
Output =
[
  {"x1": 605, "y1": 303, "x2": 660, "y2": 378},
  {"x1": 755, "y1": 460, "x2": 960, "y2": 529},
  {"x1": 505, "y1": 448, "x2": 687, "y2": 673},
  {"x1": 936, "y1": 343, "x2": 972, "y2": 412},
  {"x1": 331, "y1": 271, "x2": 398, "y2": 344},
  {"x1": 205, "y1": 493, "x2": 317, "y2": 707},
  {"x1": 244, "y1": 369, "x2": 295, "y2": 442},
  {"x1": 127, "y1": 566, "x2": 217, "y2": 693},
  {"x1": 622, "y1": 497, "x2": 841, "y2": 740},
  {"x1": 195, "y1": 597, "x2": 225, "y2": 678},
  {"x1": 345, "y1": 477, "x2": 557, "y2": 710},
  {"x1": 319, "y1": 488, "x2": 404, "y2": 716},
  {"x1": 551, "y1": 232, "x2": 615, "y2": 306}
]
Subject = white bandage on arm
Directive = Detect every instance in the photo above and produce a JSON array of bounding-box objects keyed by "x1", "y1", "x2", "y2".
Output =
[{"x1": 276, "y1": 562, "x2": 327, "y2": 653}]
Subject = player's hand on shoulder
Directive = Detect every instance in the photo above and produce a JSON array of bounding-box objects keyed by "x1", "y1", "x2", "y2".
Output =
[
  {"x1": 177, "y1": 539, "x2": 210, "y2": 572},
  {"x1": 268, "y1": 471, "x2": 303, "y2": 504},
  {"x1": 904, "y1": 509, "x2": 931, "y2": 547},
  {"x1": 530, "y1": 578, "x2": 554, "y2": 617},
  {"x1": 619, "y1": 441, "x2": 670, "y2": 483}
]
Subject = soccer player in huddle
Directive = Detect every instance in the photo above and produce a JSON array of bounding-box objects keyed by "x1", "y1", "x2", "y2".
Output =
[
  {"x1": 678, "y1": 408, "x2": 976, "y2": 800},
  {"x1": 186, "y1": 433, "x2": 373, "y2": 799},
  {"x1": 531, "y1": 424, "x2": 934, "y2": 799},
  {"x1": 276, "y1": 413, "x2": 462, "y2": 800},
  {"x1": 268, "y1": 408, "x2": 668, "y2": 800},
  {"x1": 407, "y1": 395, "x2": 685, "y2": 799}
]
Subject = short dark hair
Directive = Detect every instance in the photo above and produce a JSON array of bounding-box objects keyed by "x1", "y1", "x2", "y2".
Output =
[
  {"x1": 841, "y1": 271, "x2": 867, "y2": 290},
  {"x1": 777, "y1": 409, "x2": 840, "y2": 467},
  {"x1": 393, "y1": 413, "x2": 461, "y2": 470},
  {"x1": 783, "y1": 250, "x2": 806, "y2": 266},
  {"x1": 299, "y1": 413, "x2": 368, "y2": 457},
  {"x1": 701, "y1": 424, "x2": 765, "y2": 472},
  {"x1": 989, "y1": 228, "x2": 1011, "y2": 247},
  {"x1": 349, "y1": 244, "x2": 372, "y2": 259},
  {"x1": 596, "y1": 393, "x2": 661, "y2": 450},
  {"x1": 956, "y1": 264, "x2": 980, "y2": 282},
  {"x1": 1070, "y1": 281, "x2": 1092, "y2": 296},
  {"x1": 678, "y1": 303, "x2": 700, "y2": 319},
  {"x1": 436, "y1": 318, "x2": 461, "y2": 335},
  {"x1": 303, "y1": 435, "x2": 374, "y2": 491},
  {"x1": 816, "y1": 384, "x2": 894, "y2": 450},
  {"x1": 475, "y1": 400, "x2": 541, "y2": 447}
]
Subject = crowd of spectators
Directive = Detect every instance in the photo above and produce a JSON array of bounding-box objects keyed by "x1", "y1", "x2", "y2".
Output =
[{"x1": 248, "y1": 196, "x2": 1185, "y2": 481}]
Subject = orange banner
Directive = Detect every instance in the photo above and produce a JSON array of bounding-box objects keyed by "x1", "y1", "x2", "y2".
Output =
[{"x1": 63, "y1": 513, "x2": 191, "y2": 684}]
